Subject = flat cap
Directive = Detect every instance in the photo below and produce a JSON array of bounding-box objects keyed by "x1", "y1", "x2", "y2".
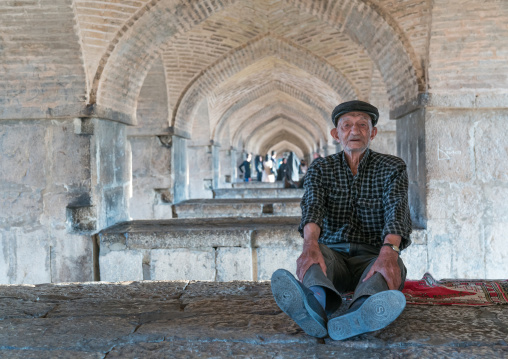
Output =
[{"x1": 331, "y1": 100, "x2": 379, "y2": 127}]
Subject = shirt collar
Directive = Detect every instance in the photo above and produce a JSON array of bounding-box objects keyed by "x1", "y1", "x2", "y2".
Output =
[{"x1": 340, "y1": 148, "x2": 372, "y2": 172}]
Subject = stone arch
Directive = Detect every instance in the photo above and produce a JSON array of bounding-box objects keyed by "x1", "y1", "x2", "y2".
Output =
[
  {"x1": 173, "y1": 35, "x2": 359, "y2": 133},
  {"x1": 214, "y1": 81, "x2": 332, "y2": 143},
  {"x1": 230, "y1": 105, "x2": 327, "y2": 151},
  {"x1": 241, "y1": 116, "x2": 317, "y2": 155},
  {"x1": 90, "y1": 0, "x2": 421, "y2": 124},
  {"x1": 129, "y1": 55, "x2": 170, "y2": 136},
  {"x1": 90, "y1": 0, "x2": 237, "y2": 123},
  {"x1": 257, "y1": 129, "x2": 312, "y2": 157},
  {"x1": 269, "y1": 141, "x2": 305, "y2": 160},
  {"x1": 282, "y1": 0, "x2": 423, "y2": 108}
]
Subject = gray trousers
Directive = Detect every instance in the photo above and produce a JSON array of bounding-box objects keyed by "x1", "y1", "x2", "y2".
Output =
[{"x1": 302, "y1": 243, "x2": 407, "y2": 315}]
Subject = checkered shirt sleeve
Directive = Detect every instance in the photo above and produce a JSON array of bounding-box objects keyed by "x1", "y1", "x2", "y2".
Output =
[{"x1": 299, "y1": 150, "x2": 412, "y2": 250}]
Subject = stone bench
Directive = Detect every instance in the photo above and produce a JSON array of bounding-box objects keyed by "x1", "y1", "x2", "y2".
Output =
[
  {"x1": 213, "y1": 188, "x2": 304, "y2": 199},
  {"x1": 97, "y1": 218, "x2": 428, "y2": 283},
  {"x1": 172, "y1": 198, "x2": 301, "y2": 218},
  {"x1": 231, "y1": 181, "x2": 284, "y2": 188},
  {"x1": 97, "y1": 217, "x2": 303, "y2": 283}
]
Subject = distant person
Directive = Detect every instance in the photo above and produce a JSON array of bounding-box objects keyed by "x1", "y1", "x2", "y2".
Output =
[
  {"x1": 277, "y1": 158, "x2": 287, "y2": 181},
  {"x1": 270, "y1": 151, "x2": 278, "y2": 170},
  {"x1": 262, "y1": 154, "x2": 276, "y2": 183},
  {"x1": 299, "y1": 159, "x2": 308, "y2": 175},
  {"x1": 238, "y1": 153, "x2": 252, "y2": 182},
  {"x1": 284, "y1": 152, "x2": 301, "y2": 188},
  {"x1": 255, "y1": 155, "x2": 263, "y2": 182}
]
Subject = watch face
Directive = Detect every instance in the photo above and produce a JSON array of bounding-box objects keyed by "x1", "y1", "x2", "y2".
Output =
[{"x1": 384, "y1": 244, "x2": 400, "y2": 253}]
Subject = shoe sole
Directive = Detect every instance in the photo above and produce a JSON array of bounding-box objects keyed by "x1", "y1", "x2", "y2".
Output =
[
  {"x1": 271, "y1": 269, "x2": 327, "y2": 338},
  {"x1": 327, "y1": 290, "x2": 406, "y2": 341}
]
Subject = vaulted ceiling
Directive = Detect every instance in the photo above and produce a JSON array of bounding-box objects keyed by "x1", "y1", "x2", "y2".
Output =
[{"x1": 73, "y1": 0, "x2": 431, "y2": 156}]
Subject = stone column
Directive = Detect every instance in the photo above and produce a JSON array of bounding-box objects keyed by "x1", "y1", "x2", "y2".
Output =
[
  {"x1": 172, "y1": 135, "x2": 188, "y2": 203},
  {"x1": 187, "y1": 142, "x2": 213, "y2": 199},
  {"x1": 424, "y1": 106, "x2": 508, "y2": 279},
  {"x1": 396, "y1": 108, "x2": 427, "y2": 229},
  {"x1": 86, "y1": 118, "x2": 130, "y2": 230},
  {"x1": 128, "y1": 134, "x2": 173, "y2": 220},
  {"x1": 395, "y1": 98, "x2": 508, "y2": 280},
  {"x1": 230, "y1": 148, "x2": 238, "y2": 182},
  {"x1": 212, "y1": 144, "x2": 220, "y2": 189},
  {"x1": 323, "y1": 144, "x2": 338, "y2": 157},
  {"x1": 218, "y1": 147, "x2": 233, "y2": 188},
  {"x1": 0, "y1": 117, "x2": 130, "y2": 284}
]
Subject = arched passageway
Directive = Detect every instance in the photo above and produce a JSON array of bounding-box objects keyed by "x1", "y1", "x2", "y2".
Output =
[{"x1": 5, "y1": 0, "x2": 507, "y2": 285}]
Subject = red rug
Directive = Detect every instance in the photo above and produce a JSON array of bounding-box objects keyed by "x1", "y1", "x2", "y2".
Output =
[{"x1": 402, "y1": 272, "x2": 508, "y2": 306}]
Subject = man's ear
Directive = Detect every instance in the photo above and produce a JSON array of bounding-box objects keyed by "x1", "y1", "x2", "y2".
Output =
[
  {"x1": 330, "y1": 128, "x2": 340, "y2": 142},
  {"x1": 370, "y1": 126, "x2": 378, "y2": 140}
]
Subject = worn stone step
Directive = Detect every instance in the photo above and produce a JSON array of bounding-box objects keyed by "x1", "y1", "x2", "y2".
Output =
[
  {"x1": 173, "y1": 198, "x2": 301, "y2": 218},
  {"x1": 231, "y1": 181, "x2": 284, "y2": 188},
  {"x1": 213, "y1": 188, "x2": 304, "y2": 199}
]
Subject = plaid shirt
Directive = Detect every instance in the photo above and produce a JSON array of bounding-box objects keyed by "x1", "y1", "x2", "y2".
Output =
[{"x1": 299, "y1": 149, "x2": 412, "y2": 250}]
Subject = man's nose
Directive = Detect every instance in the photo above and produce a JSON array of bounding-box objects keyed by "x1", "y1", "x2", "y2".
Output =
[{"x1": 350, "y1": 123, "x2": 361, "y2": 133}]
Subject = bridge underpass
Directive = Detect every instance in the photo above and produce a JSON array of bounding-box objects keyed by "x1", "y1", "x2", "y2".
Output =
[{"x1": 1, "y1": 0, "x2": 508, "y2": 356}]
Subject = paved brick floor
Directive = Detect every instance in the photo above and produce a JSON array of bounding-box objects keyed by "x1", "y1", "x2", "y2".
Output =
[{"x1": 0, "y1": 281, "x2": 506, "y2": 358}]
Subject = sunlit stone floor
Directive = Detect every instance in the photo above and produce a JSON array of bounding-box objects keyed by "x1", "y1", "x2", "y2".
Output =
[{"x1": 0, "y1": 281, "x2": 506, "y2": 358}]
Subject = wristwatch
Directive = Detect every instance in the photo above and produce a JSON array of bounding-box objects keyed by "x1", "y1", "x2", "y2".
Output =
[{"x1": 382, "y1": 243, "x2": 400, "y2": 254}]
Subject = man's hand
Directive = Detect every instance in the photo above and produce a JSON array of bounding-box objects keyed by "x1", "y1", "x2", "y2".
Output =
[
  {"x1": 296, "y1": 223, "x2": 327, "y2": 281},
  {"x1": 363, "y1": 234, "x2": 402, "y2": 290}
]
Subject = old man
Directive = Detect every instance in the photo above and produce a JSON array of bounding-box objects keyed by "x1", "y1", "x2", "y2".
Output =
[{"x1": 271, "y1": 100, "x2": 412, "y2": 340}]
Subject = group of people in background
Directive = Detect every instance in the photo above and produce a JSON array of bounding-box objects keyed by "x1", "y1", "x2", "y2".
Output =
[{"x1": 238, "y1": 150, "x2": 322, "y2": 187}]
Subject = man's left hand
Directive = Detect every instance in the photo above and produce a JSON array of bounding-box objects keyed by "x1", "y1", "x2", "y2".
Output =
[{"x1": 362, "y1": 246, "x2": 401, "y2": 290}]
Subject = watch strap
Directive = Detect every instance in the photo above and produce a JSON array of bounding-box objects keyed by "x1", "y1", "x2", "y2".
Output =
[{"x1": 382, "y1": 243, "x2": 400, "y2": 254}]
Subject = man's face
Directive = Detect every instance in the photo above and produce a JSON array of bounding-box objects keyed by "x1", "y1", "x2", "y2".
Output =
[{"x1": 330, "y1": 111, "x2": 377, "y2": 153}]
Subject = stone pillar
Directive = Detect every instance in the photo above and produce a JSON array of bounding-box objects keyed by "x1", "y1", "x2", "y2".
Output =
[
  {"x1": 86, "y1": 118, "x2": 130, "y2": 230},
  {"x1": 395, "y1": 106, "x2": 428, "y2": 280},
  {"x1": 218, "y1": 147, "x2": 233, "y2": 188},
  {"x1": 396, "y1": 108, "x2": 427, "y2": 228},
  {"x1": 172, "y1": 135, "x2": 188, "y2": 203},
  {"x1": 128, "y1": 135, "x2": 172, "y2": 219},
  {"x1": 187, "y1": 142, "x2": 213, "y2": 199},
  {"x1": 230, "y1": 148, "x2": 238, "y2": 182},
  {"x1": 0, "y1": 117, "x2": 130, "y2": 284},
  {"x1": 424, "y1": 107, "x2": 508, "y2": 279},
  {"x1": 212, "y1": 144, "x2": 220, "y2": 189},
  {"x1": 323, "y1": 144, "x2": 338, "y2": 157},
  {"x1": 395, "y1": 99, "x2": 508, "y2": 279}
]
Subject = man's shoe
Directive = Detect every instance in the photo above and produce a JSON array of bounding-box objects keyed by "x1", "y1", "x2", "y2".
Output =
[
  {"x1": 327, "y1": 290, "x2": 406, "y2": 341},
  {"x1": 271, "y1": 269, "x2": 328, "y2": 338}
]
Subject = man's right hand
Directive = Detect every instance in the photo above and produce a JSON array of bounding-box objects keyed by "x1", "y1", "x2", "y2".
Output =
[{"x1": 296, "y1": 223, "x2": 327, "y2": 281}]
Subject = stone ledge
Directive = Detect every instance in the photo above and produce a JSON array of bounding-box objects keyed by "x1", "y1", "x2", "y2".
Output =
[
  {"x1": 97, "y1": 219, "x2": 428, "y2": 282},
  {"x1": 231, "y1": 181, "x2": 284, "y2": 188},
  {"x1": 213, "y1": 188, "x2": 304, "y2": 199},
  {"x1": 173, "y1": 198, "x2": 301, "y2": 218}
]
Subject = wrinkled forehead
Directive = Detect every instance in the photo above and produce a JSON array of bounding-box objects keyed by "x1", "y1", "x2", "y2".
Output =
[{"x1": 338, "y1": 111, "x2": 372, "y2": 122}]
